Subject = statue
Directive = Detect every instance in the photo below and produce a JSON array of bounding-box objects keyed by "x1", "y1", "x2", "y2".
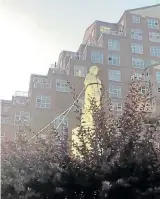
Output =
[
  {"x1": 81, "y1": 65, "x2": 102, "y2": 127},
  {"x1": 71, "y1": 65, "x2": 102, "y2": 157}
]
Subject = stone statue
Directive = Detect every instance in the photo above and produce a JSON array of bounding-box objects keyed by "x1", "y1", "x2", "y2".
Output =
[
  {"x1": 71, "y1": 65, "x2": 102, "y2": 157},
  {"x1": 81, "y1": 65, "x2": 102, "y2": 127}
]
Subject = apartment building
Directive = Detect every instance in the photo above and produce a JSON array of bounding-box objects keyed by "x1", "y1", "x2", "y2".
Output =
[{"x1": 1, "y1": 4, "x2": 160, "y2": 142}]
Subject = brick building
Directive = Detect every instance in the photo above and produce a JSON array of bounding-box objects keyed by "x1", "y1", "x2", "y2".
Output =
[{"x1": 1, "y1": 4, "x2": 160, "y2": 142}]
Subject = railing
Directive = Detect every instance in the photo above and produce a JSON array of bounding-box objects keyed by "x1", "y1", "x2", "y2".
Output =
[
  {"x1": 149, "y1": 37, "x2": 160, "y2": 43},
  {"x1": 52, "y1": 67, "x2": 69, "y2": 75},
  {"x1": 14, "y1": 91, "x2": 28, "y2": 97},
  {"x1": 87, "y1": 39, "x2": 97, "y2": 47},
  {"x1": 153, "y1": 64, "x2": 160, "y2": 70},
  {"x1": 103, "y1": 30, "x2": 126, "y2": 36},
  {"x1": 71, "y1": 53, "x2": 80, "y2": 60}
]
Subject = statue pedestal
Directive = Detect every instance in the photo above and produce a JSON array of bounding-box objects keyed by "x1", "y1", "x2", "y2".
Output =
[
  {"x1": 71, "y1": 125, "x2": 94, "y2": 158},
  {"x1": 71, "y1": 126, "x2": 81, "y2": 157}
]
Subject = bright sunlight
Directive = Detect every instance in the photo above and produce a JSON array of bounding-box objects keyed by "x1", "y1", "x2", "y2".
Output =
[{"x1": 0, "y1": 6, "x2": 54, "y2": 99}]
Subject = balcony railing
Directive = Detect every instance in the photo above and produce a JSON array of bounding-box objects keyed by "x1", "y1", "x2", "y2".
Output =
[
  {"x1": 52, "y1": 67, "x2": 69, "y2": 75},
  {"x1": 103, "y1": 30, "x2": 126, "y2": 36},
  {"x1": 14, "y1": 91, "x2": 28, "y2": 97},
  {"x1": 71, "y1": 53, "x2": 80, "y2": 60}
]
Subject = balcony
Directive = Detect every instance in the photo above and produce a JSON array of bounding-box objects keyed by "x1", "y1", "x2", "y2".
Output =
[
  {"x1": 103, "y1": 30, "x2": 126, "y2": 36},
  {"x1": 52, "y1": 67, "x2": 69, "y2": 75},
  {"x1": 149, "y1": 33, "x2": 160, "y2": 43},
  {"x1": 14, "y1": 91, "x2": 28, "y2": 97},
  {"x1": 71, "y1": 52, "x2": 80, "y2": 60}
]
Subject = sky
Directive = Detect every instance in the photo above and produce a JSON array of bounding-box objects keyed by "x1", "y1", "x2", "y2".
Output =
[{"x1": 0, "y1": 0, "x2": 158, "y2": 100}]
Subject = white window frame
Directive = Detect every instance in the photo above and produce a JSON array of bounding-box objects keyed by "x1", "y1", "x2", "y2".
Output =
[
  {"x1": 109, "y1": 84, "x2": 122, "y2": 98},
  {"x1": 156, "y1": 71, "x2": 160, "y2": 83},
  {"x1": 14, "y1": 132, "x2": 19, "y2": 142},
  {"x1": 54, "y1": 115, "x2": 68, "y2": 130},
  {"x1": 108, "y1": 54, "x2": 120, "y2": 66},
  {"x1": 139, "y1": 86, "x2": 146, "y2": 94},
  {"x1": 1, "y1": 131, "x2": 5, "y2": 137},
  {"x1": 91, "y1": 51, "x2": 103, "y2": 64},
  {"x1": 132, "y1": 15, "x2": 140, "y2": 24},
  {"x1": 147, "y1": 19, "x2": 159, "y2": 29},
  {"x1": 56, "y1": 79, "x2": 70, "y2": 92},
  {"x1": 108, "y1": 39, "x2": 120, "y2": 51},
  {"x1": 14, "y1": 111, "x2": 30, "y2": 126},
  {"x1": 111, "y1": 102, "x2": 123, "y2": 115},
  {"x1": 14, "y1": 132, "x2": 27, "y2": 140},
  {"x1": 108, "y1": 69, "x2": 121, "y2": 82},
  {"x1": 1, "y1": 106, "x2": 10, "y2": 113},
  {"x1": 36, "y1": 96, "x2": 51, "y2": 109},
  {"x1": 131, "y1": 43, "x2": 143, "y2": 54},
  {"x1": 132, "y1": 57, "x2": 144, "y2": 69},
  {"x1": 150, "y1": 46, "x2": 160, "y2": 57},
  {"x1": 13, "y1": 97, "x2": 25, "y2": 105},
  {"x1": 1, "y1": 116, "x2": 9, "y2": 124},
  {"x1": 131, "y1": 29, "x2": 142, "y2": 40},
  {"x1": 74, "y1": 65, "x2": 87, "y2": 77},
  {"x1": 33, "y1": 77, "x2": 51, "y2": 89},
  {"x1": 149, "y1": 32, "x2": 160, "y2": 42}
]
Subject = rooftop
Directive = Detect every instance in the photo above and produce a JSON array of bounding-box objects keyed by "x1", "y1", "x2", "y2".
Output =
[{"x1": 128, "y1": 4, "x2": 160, "y2": 18}]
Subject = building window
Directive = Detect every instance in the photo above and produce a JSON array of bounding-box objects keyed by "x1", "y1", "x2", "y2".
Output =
[
  {"x1": 71, "y1": 52, "x2": 80, "y2": 60},
  {"x1": 156, "y1": 71, "x2": 160, "y2": 83},
  {"x1": 56, "y1": 79, "x2": 70, "y2": 92},
  {"x1": 74, "y1": 65, "x2": 87, "y2": 77},
  {"x1": 1, "y1": 131, "x2": 5, "y2": 137},
  {"x1": 131, "y1": 29, "x2": 142, "y2": 40},
  {"x1": 1, "y1": 116, "x2": 9, "y2": 124},
  {"x1": 132, "y1": 57, "x2": 144, "y2": 69},
  {"x1": 108, "y1": 69, "x2": 121, "y2": 81},
  {"x1": 149, "y1": 32, "x2": 160, "y2": 42},
  {"x1": 14, "y1": 111, "x2": 30, "y2": 126},
  {"x1": 108, "y1": 54, "x2": 120, "y2": 66},
  {"x1": 147, "y1": 19, "x2": 159, "y2": 29},
  {"x1": 108, "y1": 39, "x2": 120, "y2": 51},
  {"x1": 100, "y1": 26, "x2": 110, "y2": 32},
  {"x1": 131, "y1": 43, "x2": 143, "y2": 54},
  {"x1": 73, "y1": 97, "x2": 84, "y2": 112},
  {"x1": 150, "y1": 46, "x2": 160, "y2": 57},
  {"x1": 91, "y1": 51, "x2": 103, "y2": 64},
  {"x1": 33, "y1": 77, "x2": 51, "y2": 89},
  {"x1": 111, "y1": 102, "x2": 123, "y2": 115},
  {"x1": 14, "y1": 132, "x2": 27, "y2": 141},
  {"x1": 139, "y1": 87, "x2": 146, "y2": 94},
  {"x1": 36, "y1": 96, "x2": 51, "y2": 109},
  {"x1": 54, "y1": 115, "x2": 68, "y2": 130},
  {"x1": 132, "y1": 15, "x2": 140, "y2": 24},
  {"x1": 13, "y1": 97, "x2": 25, "y2": 105},
  {"x1": 13, "y1": 98, "x2": 30, "y2": 106},
  {"x1": 109, "y1": 84, "x2": 122, "y2": 98},
  {"x1": 14, "y1": 132, "x2": 19, "y2": 141},
  {"x1": 131, "y1": 71, "x2": 144, "y2": 80},
  {"x1": 1, "y1": 106, "x2": 10, "y2": 113}
]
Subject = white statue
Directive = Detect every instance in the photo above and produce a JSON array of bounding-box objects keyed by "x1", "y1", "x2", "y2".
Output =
[
  {"x1": 71, "y1": 65, "x2": 102, "y2": 157},
  {"x1": 81, "y1": 65, "x2": 102, "y2": 127}
]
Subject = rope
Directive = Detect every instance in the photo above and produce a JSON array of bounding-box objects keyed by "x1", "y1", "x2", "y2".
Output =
[
  {"x1": 54, "y1": 82, "x2": 102, "y2": 130},
  {"x1": 28, "y1": 87, "x2": 85, "y2": 142}
]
